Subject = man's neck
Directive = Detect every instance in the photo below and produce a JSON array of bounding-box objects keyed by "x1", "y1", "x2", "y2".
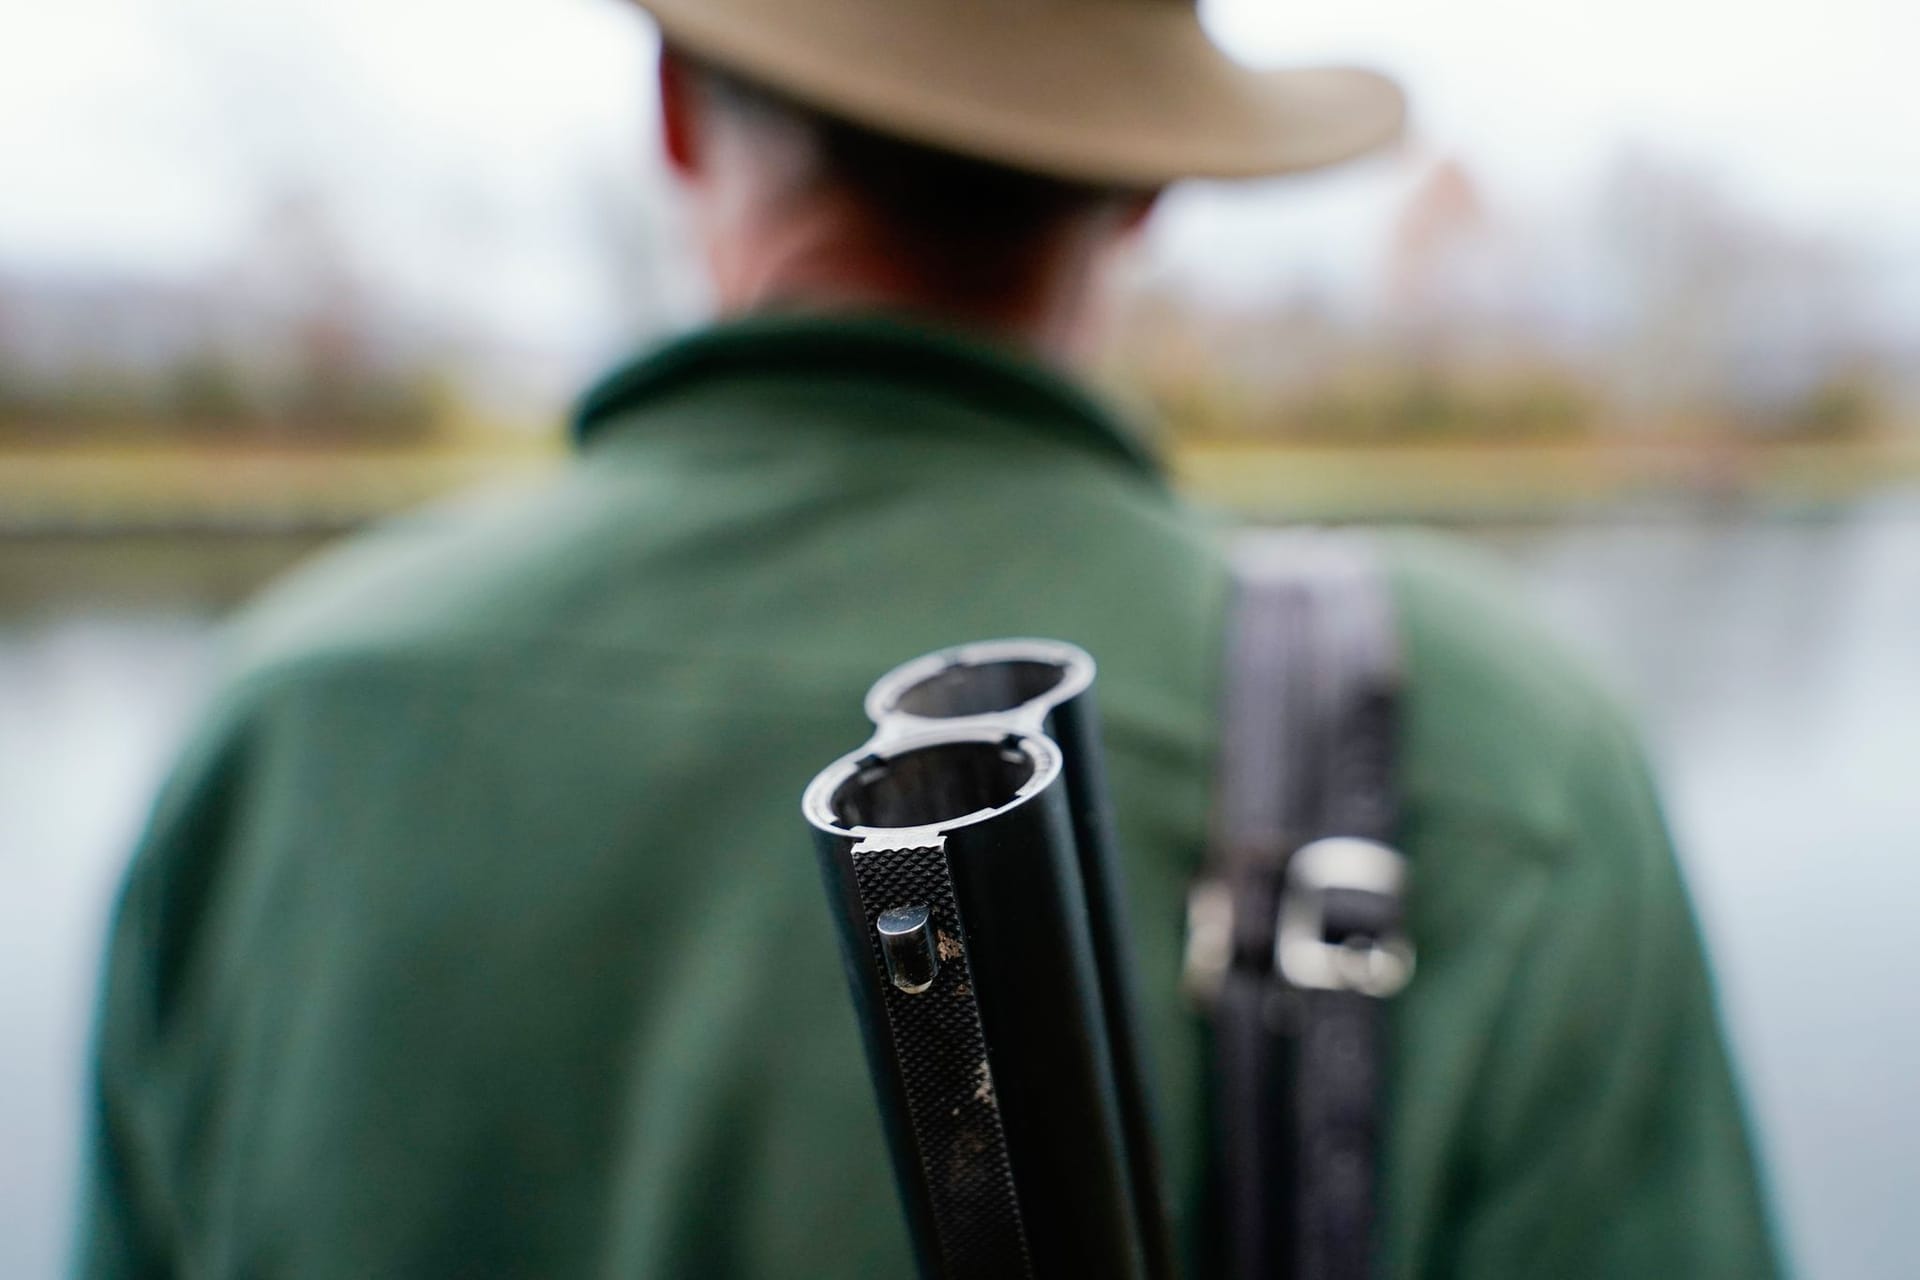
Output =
[{"x1": 710, "y1": 198, "x2": 1097, "y2": 362}]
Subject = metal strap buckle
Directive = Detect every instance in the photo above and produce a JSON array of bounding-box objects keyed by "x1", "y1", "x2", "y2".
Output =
[
  {"x1": 1275, "y1": 837, "x2": 1415, "y2": 997},
  {"x1": 1181, "y1": 877, "x2": 1237, "y2": 1007}
]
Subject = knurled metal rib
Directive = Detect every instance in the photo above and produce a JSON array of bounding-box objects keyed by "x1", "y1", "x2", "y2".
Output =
[{"x1": 850, "y1": 840, "x2": 1034, "y2": 1278}]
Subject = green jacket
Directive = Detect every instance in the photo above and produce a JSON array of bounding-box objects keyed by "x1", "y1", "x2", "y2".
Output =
[{"x1": 79, "y1": 314, "x2": 1779, "y2": 1278}]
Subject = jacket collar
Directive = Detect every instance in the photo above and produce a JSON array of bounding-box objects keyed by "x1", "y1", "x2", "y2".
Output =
[{"x1": 573, "y1": 311, "x2": 1163, "y2": 481}]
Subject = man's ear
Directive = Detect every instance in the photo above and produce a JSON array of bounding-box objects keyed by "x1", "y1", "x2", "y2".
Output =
[
  {"x1": 658, "y1": 46, "x2": 699, "y2": 179},
  {"x1": 1118, "y1": 189, "x2": 1163, "y2": 237}
]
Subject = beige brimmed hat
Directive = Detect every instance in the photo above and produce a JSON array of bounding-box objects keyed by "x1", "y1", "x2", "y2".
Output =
[{"x1": 635, "y1": 0, "x2": 1406, "y2": 187}]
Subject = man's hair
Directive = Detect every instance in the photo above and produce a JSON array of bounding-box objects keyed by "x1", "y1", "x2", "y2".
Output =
[{"x1": 681, "y1": 49, "x2": 1139, "y2": 251}]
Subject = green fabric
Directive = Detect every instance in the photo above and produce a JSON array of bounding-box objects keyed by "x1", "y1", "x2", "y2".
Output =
[{"x1": 78, "y1": 313, "x2": 1780, "y2": 1278}]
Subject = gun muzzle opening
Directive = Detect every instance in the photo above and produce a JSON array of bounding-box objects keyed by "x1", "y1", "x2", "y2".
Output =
[
  {"x1": 865, "y1": 639, "x2": 1096, "y2": 726},
  {"x1": 892, "y1": 658, "x2": 1069, "y2": 719},
  {"x1": 829, "y1": 738, "x2": 1039, "y2": 830}
]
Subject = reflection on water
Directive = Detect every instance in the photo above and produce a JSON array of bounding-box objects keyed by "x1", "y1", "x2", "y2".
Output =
[{"x1": 4, "y1": 508, "x2": 1916, "y2": 1279}]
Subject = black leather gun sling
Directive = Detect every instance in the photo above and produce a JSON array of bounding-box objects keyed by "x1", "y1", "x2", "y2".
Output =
[{"x1": 1184, "y1": 531, "x2": 1415, "y2": 1280}]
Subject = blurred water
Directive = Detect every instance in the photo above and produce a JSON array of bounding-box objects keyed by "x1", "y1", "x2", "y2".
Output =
[
  {"x1": 3, "y1": 507, "x2": 1916, "y2": 1279},
  {"x1": 1474, "y1": 499, "x2": 1920, "y2": 1280},
  {"x1": 0, "y1": 534, "x2": 325, "y2": 1280}
]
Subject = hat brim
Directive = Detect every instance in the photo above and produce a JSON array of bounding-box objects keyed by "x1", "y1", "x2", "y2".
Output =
[{"x1": 636, "y1": 0, "x2": 1405, "y2": 187}]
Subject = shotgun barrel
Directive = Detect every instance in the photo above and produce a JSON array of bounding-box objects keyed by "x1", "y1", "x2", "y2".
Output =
[{"x1": 802, "y1": 640, "x2": 1176, "y2": 1280}]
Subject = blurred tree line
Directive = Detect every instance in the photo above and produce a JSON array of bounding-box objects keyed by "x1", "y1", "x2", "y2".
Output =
[
  {"x1": 1103, "y1": 154, "x2": 1905, "y2": 447},
  {"x1": 0, "y1": 192, "x2": 464, "y2": 446},
  {"x1": 0, "y1": 150, "x2": 1908, "y2": 451}
]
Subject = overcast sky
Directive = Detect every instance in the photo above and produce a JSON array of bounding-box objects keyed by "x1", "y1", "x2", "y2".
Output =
[{"x1": 3, "y1": 0, "x2": 1915, "y2": 361}]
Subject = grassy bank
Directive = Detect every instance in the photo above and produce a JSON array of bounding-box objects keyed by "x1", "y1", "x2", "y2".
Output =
[
  {"x1": 0, "y1": 439, "x2": 561, "y2": 534},
  {"x1": 3, "y1": 435, "x2": 1918, "y2": 534},
  {"x1": 1173, "y1": 435, "x2": 1920, "y2": 520}
]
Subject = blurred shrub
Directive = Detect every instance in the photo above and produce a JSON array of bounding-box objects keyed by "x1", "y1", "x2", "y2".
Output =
[
  {"x1": 1785, "y1": 372, "x2": 1883, "y2": 443},
  {"x1": 0, "y1": 358, "x2": 460, "y2": 444},
  {"x1": 1291, "y1": 364, "x2": 1595, "y2": 443},
  {"x1": 1121, "y1": 355, "x2": 1598, "y2": 446}
]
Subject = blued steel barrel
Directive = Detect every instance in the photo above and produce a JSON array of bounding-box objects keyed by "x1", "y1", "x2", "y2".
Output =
[
  {"x1": 803, "y1": 640, "x2": 1173, "y2": 1279},
  {"x1": 865, "y1": 640, "x2": 1175, "y2": 1280}
]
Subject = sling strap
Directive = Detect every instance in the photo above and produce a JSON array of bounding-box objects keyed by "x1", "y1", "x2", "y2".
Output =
[{"x1": 1185, "y1": 531, "x2": 1413, "y2": 1280}]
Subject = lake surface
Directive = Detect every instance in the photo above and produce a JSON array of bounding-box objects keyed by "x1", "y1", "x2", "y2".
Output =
[{"x1": 4, "y1": 506, "x2": 1916, "y2": 1278}]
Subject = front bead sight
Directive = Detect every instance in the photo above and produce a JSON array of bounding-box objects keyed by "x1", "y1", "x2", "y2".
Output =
[{"x1": 876, "y1": 905, "x2": 939, "y2": 993}]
